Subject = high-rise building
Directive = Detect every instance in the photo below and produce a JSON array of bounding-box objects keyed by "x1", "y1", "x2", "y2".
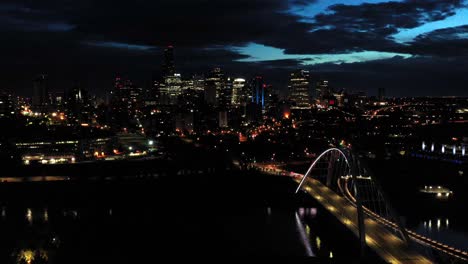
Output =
[
  {"x1": 205, "y1": 68, "x2": 225, "y2": 106},
  {"x1": 67, "y1": 85, "x2": 92, "y2": 123},
  {"x1": 250, "y1": 76, "x2": 266, "y2": 108},
  {"x1": 219, "y1": 111, "x2": 228, "y2": 128},
  {"x1": 378, "y1": 87, "x2": 386, "y2": 101},
  {"x1": 220, "y1": 77, "x2": 232, "y2": 108},
  {"x1": 191, "y1": 75, "x2": 205, "y2": 92},
  {"x1": 288, "y1": 70, "x2": 310, "y2": 109},
  {"x1": 231, "y1": 78, "x2": 246, "y2": 106},
  {"x1": 204, "y1": 80, "x2": 217, "y2": 105},
  {"x1": 332, "y1": 90, "x2": 345, "y2": 108},
  {"x1": 32, "y1": 74, "x2": 49, "y2": 112},
  {"x1": 182, "y1": 79, "x2": 194, "y2": 92},
  {"x1": 162, "y1": 45, "x2": 175, "y2": 77},
  {"x1": 263, "y1": 84, "x2": 276, "y2": 110},
  {"x1": 159, "y1": 73, "x2": 182, "y2": 105},
  {"x1": 53, "y1": 92, "x2": 66, "y2": 111},
  {"x1": 112, "y1": 76, "x2": 142, "y2": 114},
  {"x1": 143, "y1": 79, "x2": 159, "y2": 107},
  {"x1": 178, "y1": 87, "x2": 203, "y2": 111},
  {"x1": 315, "y1": 79, "x2": 330, "y2": 107},
  {"x1": 0, "y1": 93, "x2": 15, "y2": 118}
]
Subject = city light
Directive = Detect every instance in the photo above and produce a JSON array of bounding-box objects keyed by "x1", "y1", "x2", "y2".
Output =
[
  {"x1": 26, "y1": 208, "x2": 32, "y2": 224},
  {"x1": 0, "y1": 8, "x2": 467, "y2": 261}
]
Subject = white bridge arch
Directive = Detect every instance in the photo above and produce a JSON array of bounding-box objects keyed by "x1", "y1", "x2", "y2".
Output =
[
  {"x1": 292, "y1": 147, "x2": 468, "y2": 262},
  {"x1": 295, "y1": 147, "x2": 351, "y2": 194}
]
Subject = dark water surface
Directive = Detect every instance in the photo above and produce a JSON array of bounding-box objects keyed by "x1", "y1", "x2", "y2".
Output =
[
  {"x1": 0, "y1": 173, "x2": 372, "y2": 263},
  {"x1": 286, "y1": 157, "x2": 468, "y2": 253}
]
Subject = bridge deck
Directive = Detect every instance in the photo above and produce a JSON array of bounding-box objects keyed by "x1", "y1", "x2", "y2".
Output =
[{"x1": 296, "y1": 177, "x2": 433, "y2": 264}]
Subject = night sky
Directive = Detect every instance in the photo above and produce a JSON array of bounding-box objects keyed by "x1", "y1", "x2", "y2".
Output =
[{"x1": 1, "y1": 0, "x2": 468, "y2": 97}]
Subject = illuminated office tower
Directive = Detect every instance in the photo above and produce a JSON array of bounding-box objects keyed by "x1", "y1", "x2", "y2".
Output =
[
  {"x1": 231, "y1": 78, "x2": 246, "y2": 106},
  {"x1": 289, "y1": 70, "x2": 310, "y2": 108}
]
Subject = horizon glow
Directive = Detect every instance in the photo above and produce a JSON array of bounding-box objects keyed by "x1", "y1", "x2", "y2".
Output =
[
  {"x1": 84, "y1": 41, "x2": 157, "y2": 51},
  {"x1": 230, "y1": 43, "x2": 412, "y2": 65}
]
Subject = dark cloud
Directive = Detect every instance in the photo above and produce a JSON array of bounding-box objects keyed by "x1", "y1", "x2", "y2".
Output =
[
  {"x1": 1, "y1": 0, "x2": 464, "y2": 53},
  {"x1": 290, "y1": 0, "x2": 317, "y2": 6},
  {"x1": 252, "y1": 59, "x2": 305, "y2": 69},
  {"x1": 316, "y1": 0, "x2": 462, "y2": 30},
  {"x1": 0, "y1": 2, "x2": 73, "y2": 31},
  {"x1": 279, "y1": 0, "x2": 464, "y2": 54},
  {"x1": 0, "y1": 0, "x2": 311, "y2": 95},
  {"x1": 2, "y1": 0, "x2": 297, "y2": 48},
  {"x1": 394, "y1": 25, "x2": 468, "y2": 56},
  {"x1": 0, "y1": 0, "x2": 467, "y2": 96},
  {"x1": 0, "y1": 28, "x2": 252, "y2": 96},
  {"x1": 305, "y1": 55, "x2": 468, "y2": 96}
]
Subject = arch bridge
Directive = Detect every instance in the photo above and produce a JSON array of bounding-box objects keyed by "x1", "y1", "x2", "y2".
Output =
[{"x1": 293, "y1": 148, "x2": 467, "y2": 263}]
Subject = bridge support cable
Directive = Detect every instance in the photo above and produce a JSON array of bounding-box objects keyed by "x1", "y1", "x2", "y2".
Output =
[
  {"x1": 342, "y1": 176, "x2": 468, "y2": 262},
  {"x1": 255, "y1": 146, "x2": 466, "y2": 261},
  {"x1": 349, "y1": 152, "x2": 367, "y2": 259},
  {"x1": 354, "y1": 156, "x2": 411, "y2": 244},
  {"x1": 295, "y1": 148, "x2": 350, "y2": 194},
  {"x1": 294, "y1": 148, "x2": 451, "y2": 262},
  {"x1": 295, "y1": 148, "x2": 370, "y2": 257}
]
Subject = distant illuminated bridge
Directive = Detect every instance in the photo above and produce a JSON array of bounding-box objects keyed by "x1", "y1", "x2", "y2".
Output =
[
  {"x1": 257, "y1": 147, "x2": 467, "y2": 263},
  {"x1": 363, "y1": 103, "x2": 421, "y2": 118}
]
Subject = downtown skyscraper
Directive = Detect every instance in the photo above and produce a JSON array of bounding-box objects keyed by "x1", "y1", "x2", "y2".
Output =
[
  {"x1": 158, "y1": 45, "x2": 182, "y2": 105},
  {"x1": 32, "y1": 74, "x2": 49, "y2": 112},
  {"x1": 288, "y1": 70, "x2": 310, "y2": 109},
  {"x1": 162, "y1": 45, "x2": 175, "y2": 77}
]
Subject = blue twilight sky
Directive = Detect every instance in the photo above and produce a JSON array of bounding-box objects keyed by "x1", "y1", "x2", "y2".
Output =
[
  {"x1": 232, "y1": 0, "x2": 468, "y2": 65},
  {"x1": 0, "y1": 0, "x2": 468, "y2": 96}
]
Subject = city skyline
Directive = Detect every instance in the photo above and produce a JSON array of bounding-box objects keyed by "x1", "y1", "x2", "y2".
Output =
[
  {"x1": 1, "y1": 0, "x2": 468, "y2": 97},
  {"x1": 1, "y1": 1, "x2": 468, "y2": 262}
]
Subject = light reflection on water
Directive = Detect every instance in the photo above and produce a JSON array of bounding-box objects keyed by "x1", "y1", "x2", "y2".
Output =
[
  {"x1": 10, "y1": 206, "x2": 88, "y2": 263},
  {"x1": 44, "y1": 209, "x2": 49, "y2": 222},
  {"x1": 26, "y1": 208, "x2": 33, "y2": 225},
  {"x1": 6, "y1": 206, "x2": 321, "y2": 263},
  {"x1": 417, "y1": 218, "x2": 468, "y2": 251},
  {"x1": 0, "y1": 176, "x2": 69, "y2": 183},
  {"x1": 295, "y1": 207, "x2": 331, "y2": 258},
  {"x1": 295, "y1": 212, "x2": 314, "y2": 256},
  {"x1": 16, "y1": 249, "x2": 48, "y2": 264},
  {"x1": 0, "y1": 204, "x2": 367, "y2": 263},
  {"x1": 422, "y1": 218, "x2": 449, "y2": 232}
]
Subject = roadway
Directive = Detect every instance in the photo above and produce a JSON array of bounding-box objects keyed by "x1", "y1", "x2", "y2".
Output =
[
  {"x1": 233, "y1": 160, "x2": 468, "y2": 261},
  {"x1": 253, "y1": 163, "x2": 436, "y2": 263},
  {"x1": 295, "y1": 176, "x2": 433, "y2": 264},
  {"x1": 340, "y1": 177, "x2": 468, "y2": 262}
]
